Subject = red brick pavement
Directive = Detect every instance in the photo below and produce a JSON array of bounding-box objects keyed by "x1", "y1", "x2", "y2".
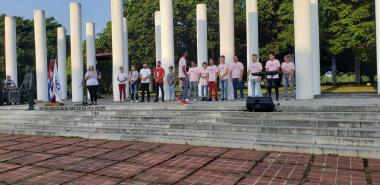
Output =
[
  {"x1": 313, "y1": 154, "x2": 365, "y2": 170},
  {"x1": 306, "y1": 166, "x2": 367, "y2": 185},
  {"x1": 0, "y1": 134, "x2": 376, "y2": 185}
]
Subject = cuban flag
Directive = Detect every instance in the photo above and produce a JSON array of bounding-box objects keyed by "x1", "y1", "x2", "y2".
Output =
[{"x1": 53, "y1": 60, "x2": 62, "y2": 103}]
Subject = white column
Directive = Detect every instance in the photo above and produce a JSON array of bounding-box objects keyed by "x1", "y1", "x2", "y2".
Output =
[
  {"x1": 155, "y1": 11, "x2": 162, "y2": 63},
  {"x1": 111, "y1": 0, "x2": 125, "y2": 101},
  {"x1": 160, "y1": 0, "x2": 175, "y2": 101},
  {"x1": 294, "y1": 0, "x2": 314, "y2": 99},
  {"x1": 70, "y1": 3, "x2": 84, "y2": 102},
  {"x1": 376, "y1": 0, "x2": 380, "y2": 94},
  {"x1": 123, "y1": 17, "x2": 130, "y2": 98},
  {"x1": 197, "y1": 4, "x2": 208, "y2": 96},
  {"x1": 86, "y1": 22, "x2": 96, "y2": 68},
  {"x1": 57, "y1": 27, "x2": 67, "y2": 100},
  {"x1": 311, "y1": 0, "x2": 321, "y2": 95},
  {"x1": 33, "y1": 10, "x2": 48, "y2": 102},
  {"x1": 219, "y1": 0, "x2": 234, "y2": 100},
  {"x1": 246, "y1": 0, "x2": 259, "y2": 97},
  {"x1": 5, "y1": 16, "x2": 17, "y2": 86}
]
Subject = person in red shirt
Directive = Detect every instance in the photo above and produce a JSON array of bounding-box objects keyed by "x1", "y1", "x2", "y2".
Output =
[{"x1": 154, "y1": 61, "x2": 165, "y2": 102}]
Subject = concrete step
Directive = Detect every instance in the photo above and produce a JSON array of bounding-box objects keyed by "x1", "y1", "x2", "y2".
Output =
[
  {"x1": 2, "y1": 109, "x2": 380, "y2": 120},
  {"x1": 1, "y1": 122, "x2": 380, "y2": 148},
  {"x1": 0, "y1": 127, "x2": 379, "y2": 159},
  {"x1": 1, "y1": 117, "x2": 379, "y2": 129}
]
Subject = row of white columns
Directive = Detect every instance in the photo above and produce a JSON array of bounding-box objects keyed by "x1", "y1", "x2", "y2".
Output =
[
  {"x1": 4, "y1": 1, "x2": 130, "y2": 102},
  {"x1": 4, "y1": 0, "x2": 380, "y2": 101}
]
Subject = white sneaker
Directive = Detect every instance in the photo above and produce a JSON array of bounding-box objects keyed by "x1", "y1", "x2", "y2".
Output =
[
  {"x1": 193, "y1": 99, "x2": 197, "y2": 102},
  {"x1": 185, "y1": 99, "x2": 190, "y2": 102},
  {"x1": 130, "y1": 100, "x2": 134, "y2": 103},
  {"x1": 135, "y1": 100, "x2": 138, "y2": 103}
]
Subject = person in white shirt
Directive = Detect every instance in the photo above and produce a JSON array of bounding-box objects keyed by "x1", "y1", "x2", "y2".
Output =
[
  {"x1": 281, "y1": 54, "x2": 296, "y2": 100},
  {"x1": 3, "y1": 75, "x2": 16, "y2": 90},
  {"x1": 265, "y1": 53, "x2": 281, "y2": 101},
  {"x1": 139, "y1": 63, "x2": 151, "y2": 102},
  {"x1": 218, "y1": 55, "x2": 229, "y2": 101},
  {"x1": 176, "y1": 51, "x2": 190, "y2": 103},
  {"x1": 247, "y1": 54, "x2": 263, "y2": 97},
  {"x1": 117, "y1": 67, "x2": 128, "y2": 101},
  {"x1": 85, "y1": 66, "x2": 101, "y2": 105},
  {"x1": 128, "y1": 65, "x2": 139, "y2": 102}
]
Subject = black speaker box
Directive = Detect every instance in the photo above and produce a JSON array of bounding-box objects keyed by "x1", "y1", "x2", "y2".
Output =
[{"x1": 246, "y1": 96, "x2": 275, "y2": 112}]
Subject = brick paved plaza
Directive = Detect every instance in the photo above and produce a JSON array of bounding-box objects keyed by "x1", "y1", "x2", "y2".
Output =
[{"x1": 0, "y1": 134, "x2": 378, "y2": 185}]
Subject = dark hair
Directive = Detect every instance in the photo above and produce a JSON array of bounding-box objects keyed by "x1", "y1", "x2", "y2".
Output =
[
  {"x1": 220, "y1": 55, "x2": 225, "y2": 59},
  {"x1": 269, "y1": 53, "x2": 275, "y2": 56},
  {"x1": 202, "y1": 62, "x2": 207, "y2": 66},
  {"x1": 169, "y1": 66, "x2": 173, "y2": 70},
  {"x1": 252, "y1": 54, "x2": 258, "y2": 57}
]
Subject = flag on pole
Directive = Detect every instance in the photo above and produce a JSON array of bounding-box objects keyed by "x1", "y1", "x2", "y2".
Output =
[{"x1": 53, "y1": 60, "x2": 62, "y2": 103}]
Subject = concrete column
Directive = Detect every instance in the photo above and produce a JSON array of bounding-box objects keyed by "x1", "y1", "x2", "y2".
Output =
[
  {"x1": 5, "y1": 16, "x2": 17, "y2": 86},
  {"x1": 86, "y1": 22, "x2": 96, "y2": 68},
  {"x1": 155, "y1": 11, "x2": 162, "y2": 97},
  {"x1": 246, "y1": 0, "x2": 259, "y2": 96},
  {"x1": 294, "y1": 0, "x2": 314, "y2": 99},
  {"x1": 197, "y1": 4, "x2": 208, "y2": 96},
  {"x1": 155, "y1": 11, "x2": 162, "y2": 63},
  {"x1": 70, "y1": 2, "x2": 84, "y2": 102},
  {"x1": 111, "y1": 0, "x2": 125, "y2": 101},
  {"x1": 123, "y1": 17, "x2": 130, "y2": 98},
  {"x1": 376, "y1": 0, "x2": 380, "y2": 94},
  {"x1": 33, "y1": 10, "x2": 48, "y2": 102},
  {"x1": 311, "y1": 0, "x2": 321, "y2": 95},
  {"x1": 219, "y1": 0, "x2": 234, "y2": 100},
  {"x1": 57, "y1": 27, "x2": 67, "y2": 100},
  {"x1": 160, "y1": 0, "x2": 175, "y2": 101}
]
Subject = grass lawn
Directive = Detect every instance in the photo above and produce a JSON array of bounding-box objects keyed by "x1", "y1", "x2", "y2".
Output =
[{"x1": 321, "y1": 85, "x2": 376, "y2": 93}]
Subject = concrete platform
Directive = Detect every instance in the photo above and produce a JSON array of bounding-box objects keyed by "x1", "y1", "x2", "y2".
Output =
[{"x1": 0, "y1": 94, "x2": 379, "y2": 159}]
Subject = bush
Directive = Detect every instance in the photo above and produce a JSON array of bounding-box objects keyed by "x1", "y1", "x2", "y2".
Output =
[{"x1": 320, "y1": 74, "x2": 370, "y2": 85}]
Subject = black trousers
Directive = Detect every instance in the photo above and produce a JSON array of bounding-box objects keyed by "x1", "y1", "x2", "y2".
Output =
[
  {"x1": 267, "y1": 79, "x2": 279, "y2": 99},
  {"x1": 141, "y1": 83, "x2": 150, "y2": 101},
  {"x1": 87, "y1": 85, "x2": 98, "y2": 103},
  {"x1": 155, "y1": 83, "x2": 164, "y2": 101}
]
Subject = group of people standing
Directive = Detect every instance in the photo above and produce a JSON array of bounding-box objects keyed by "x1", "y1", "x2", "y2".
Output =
[{"x1": 84, "y1": 51, "x2": 296, "y2": 105}]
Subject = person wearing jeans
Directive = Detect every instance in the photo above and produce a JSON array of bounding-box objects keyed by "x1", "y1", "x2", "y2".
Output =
[
  {"x1": 218, "y1": 55, "x2": 229, "y2": 101},
  {"x1": 207, "y1": 59, "x2": 218, "y2": 101},
  {"x1": 265, "y1": 53, "x2": 281, "y2": 101},
  {"x1": 139, "y1": 63, "x2": 151, "y2": 102},
  {"x1": 248, "y1": 54, "x2": 263, "y2": 97},
  {"x1": 281, "y1": 54, "x2": 296, "y2": 100},
  {"x1": 188, "y1": 61, "x2": 200, "y2": 101},
  {"x1": 177, "y1": 51, "x2": 190, "y2": 103},
  {"x1": 128, "y1": 65, "x2": 139, "y2": 102},
  {"x1": 230, "y1": 56, "x2": 244, "y2": 100},
  {"x1": 199, "y1": 62, "x2": 209, "y2": 101},
  {"x1": 167, "y1": 66, "x2": 176, "y2": 101}
]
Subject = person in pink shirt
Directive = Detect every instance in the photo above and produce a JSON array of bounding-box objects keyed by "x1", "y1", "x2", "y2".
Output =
[
  {"x1": 281, "y1": 54, "x2": 296, "y2": 100},
  {"x1": 188, "y1": 61, "x2": 200, "y2": 101},
  {"x1": 218, "y1": 56, "x2": 229, "y2": 101},
  {"x1": 265, "y1": 53, "x2": 281, "y2": 101},
  {"x1": 199, "y1": 62, "x2": 209, "y2": 101},
  {"x1": 248, "y1": 54, "x2": 263, "y2": 97},
  {"x1": 207, "y1": 59, "x2": 218, "y2": 101},
  {"x1": 229, "y1": 55, "x2": 245, "y2": 100}
]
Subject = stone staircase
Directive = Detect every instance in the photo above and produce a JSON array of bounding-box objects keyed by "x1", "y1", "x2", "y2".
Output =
[{"x1": 0, "y1": 105, "x2": 379, "y2": 159}]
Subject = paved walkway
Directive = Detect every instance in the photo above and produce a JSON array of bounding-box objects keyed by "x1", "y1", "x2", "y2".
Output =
[{"x1": 0, "y1": 134, "x2": 378, "y2": 185}]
